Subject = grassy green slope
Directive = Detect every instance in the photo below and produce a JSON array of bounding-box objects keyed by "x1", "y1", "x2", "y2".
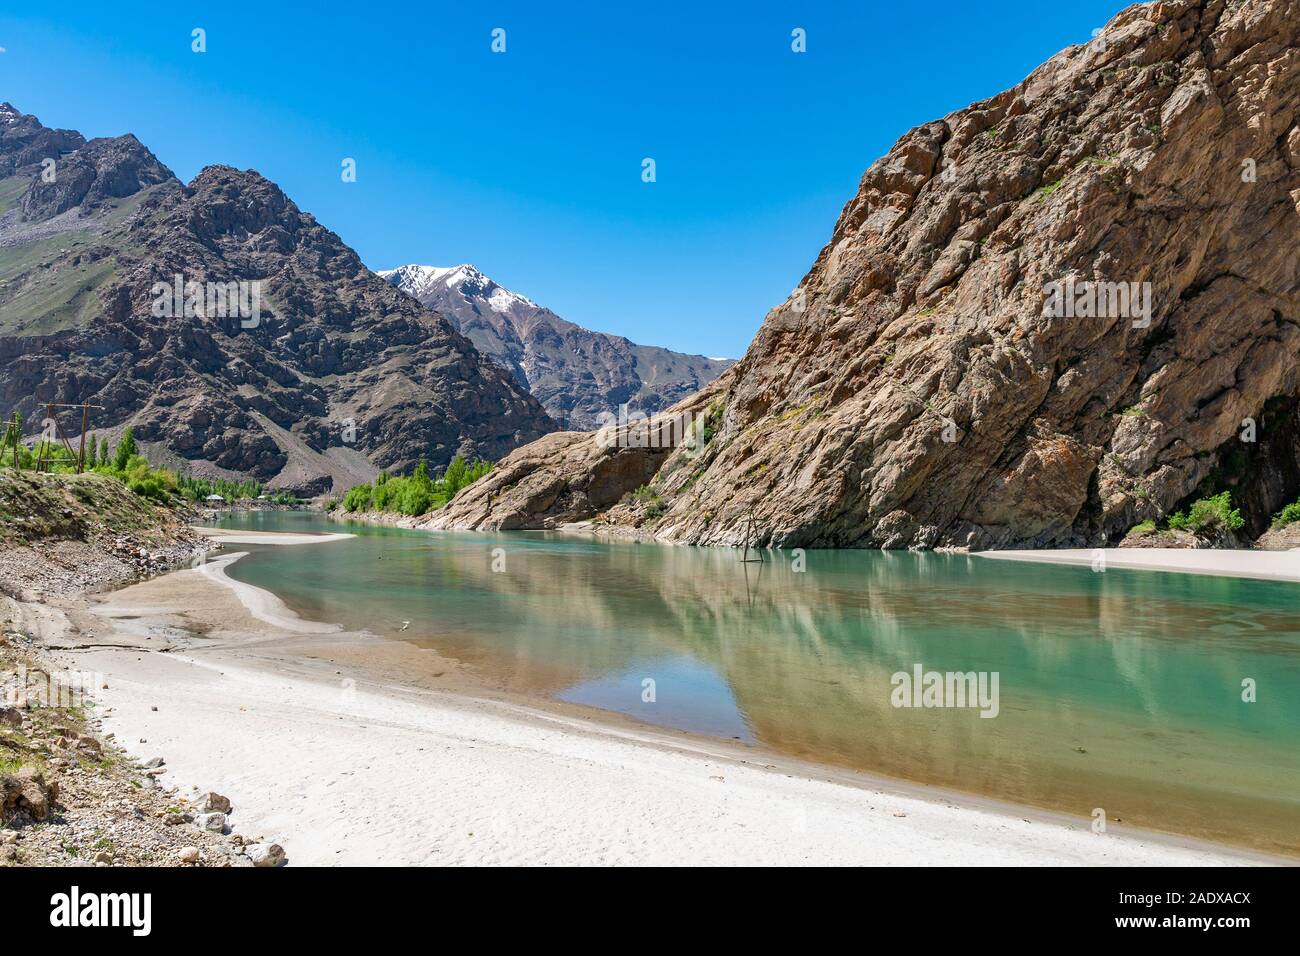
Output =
[
  {"x1": 0, "y1": 174, "x2": 31, "y2": 215},
  {"x1": 0, "y1": 187, "x2": 154, "y2": 337},
  {"x1": 0, "y1": 470, "x2": 185, "y2": 547}
]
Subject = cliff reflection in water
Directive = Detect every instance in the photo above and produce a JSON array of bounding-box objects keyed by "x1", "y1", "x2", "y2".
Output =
[{"x1": 220, "y1": 512, "x2": 1300, "y2": 855}]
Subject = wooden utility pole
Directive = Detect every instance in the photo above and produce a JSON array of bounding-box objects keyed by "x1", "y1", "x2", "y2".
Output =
[
  {"x1": 45, "y1": 402, "x2": 78, "y2": 472},
  {"x1": 741, "y1": 511, "x2": 764, "y2": 563},
  {"x1": 30, "y1": 402, "x2": 105, "y2": 473},
  {"x1": 78, "y1": 402, "x2": 90, "y2": 471},
  {"x1": 2, "y1": 417, "x2": 19, "y2": 469}
]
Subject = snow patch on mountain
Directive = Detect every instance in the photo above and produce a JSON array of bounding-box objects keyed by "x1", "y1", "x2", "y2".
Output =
[{"x1": 380, "y1": 263, "x2": 537, "y2": 313}]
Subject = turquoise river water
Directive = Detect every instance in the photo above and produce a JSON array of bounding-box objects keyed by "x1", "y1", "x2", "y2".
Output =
[{"x1": 213, "y1": 511, "x2": 1300, "y2": 855}]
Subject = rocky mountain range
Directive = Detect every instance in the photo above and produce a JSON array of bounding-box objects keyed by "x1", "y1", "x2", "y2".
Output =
[
  {"x1": 428, "y1": 0, "x2": 1300, "y2": 549},
  {"x1": 0, "y1": 103, "x2": 555, "y2": 494},
  {"x1": 379, "y1": 263, "x2": 733, "y2": 430}
]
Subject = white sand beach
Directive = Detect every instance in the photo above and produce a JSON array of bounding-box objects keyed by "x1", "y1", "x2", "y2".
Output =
[
  {"x1": 194, "y1": 527, "x2": 356, "y2": 547},
  {"x1": 978, "y1": 547, "x2": 1300, "y2": 583},
  {"x1": 29, "y1": 535, "x2": 1272, "y2": 867}
]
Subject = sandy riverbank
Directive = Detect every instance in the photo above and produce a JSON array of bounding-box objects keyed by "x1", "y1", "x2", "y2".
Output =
[
  {"x1": 39, "y1": 535, "x2": 1273, "y2": 866},
  {"x1": 193, "y1": 527, "x2": 356, "y2": 547},
  {"x1": 978, "y1": 547, "x2": 1300, "y2": 583}
]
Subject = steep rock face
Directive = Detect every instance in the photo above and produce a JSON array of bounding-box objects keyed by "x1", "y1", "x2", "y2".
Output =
[
  {"x1": 380, "y1": 263, "x2": 733, "y2": 430},
  {"x1": 0, "y1": 109, "x2": 555, "y2": 494},
  {"x1": 433, "y1": 0, "x2": 1300, "y2": 548},
  {"x1": 20, "y1": 134, "x2": 172, "y2": 221},
  {"x1": 0, "y1": 102, "x2": 84, "y2": 176},
  {"x1": 423, "y1": 428, "x2": 673, "y2": 531}
]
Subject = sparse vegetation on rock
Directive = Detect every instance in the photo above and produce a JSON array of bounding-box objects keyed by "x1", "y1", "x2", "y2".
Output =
[
  {"x1": 1272, "y1": 499, "x2": 1300, "y2": 529},
  {"x1": 1166, "y1": 492, "x2": 1245, "y2": 535}
]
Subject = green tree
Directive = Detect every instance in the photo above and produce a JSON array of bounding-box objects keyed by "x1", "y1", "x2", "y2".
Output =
[
  {"x1": 343, "y1": 483, "x2": 373, "y2": 512},
  {"x1": 443, "y1": 455, "x2": 468, "y2": 495},
  {"x1": 113, "y1": 427, "x2": 137, "y2": 472},
  {"x1": 1167, "y1": 492, "x2": 1244, "y2": 533},
  {"x1": 338, "y1": 456, "x2": 493, "y2": 518},
  {"x1": 398, "y1": 482, "x2": 432, "y2": 516},
  {"x1": 98, "y1": 436, "x2": 110, "y2": 467}
]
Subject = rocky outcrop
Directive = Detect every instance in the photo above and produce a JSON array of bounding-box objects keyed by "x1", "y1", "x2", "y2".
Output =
[
  {"x1": 20, "y1": 134, "x2": 172, "y2": 221},
  {"x1": 0, "y1": 110, "x2": 556, "y2": 494},
  {"x1": 1254, "y1": 522, "x2": 1300, "y2": 549},
  {"x1": 381, "y1": 264, "x2": 734, "y2": 430},
  {"x1": 0, "y1": 102, "x2": 83, "y2": 177},
  {"x1": 434, "y1": 0, "x2": 1300, "y2": 549},
  {"x1": 0, "y1": 767, "x2": 55, "y2": 822},
  {"x1": 423, "y1": 426, "x2": 677, "y2": 531}
]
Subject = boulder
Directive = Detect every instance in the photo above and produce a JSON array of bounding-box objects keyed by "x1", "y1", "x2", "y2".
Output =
[
  {"x1": 198, "y1": 791, "x2": 231, "y2": 814},
  {"x1": 194, "y1": 811, "x2": 227, "y2": 833},
  {"x1": 1254, "y1": 523, "x2": 1300, "y2": 551},
  {"x1": 0, "y1": 767, "x2": 54, "y2": 821},
  {"x1": 245, "y1": 843, "x2": 286, "y2": 868}
]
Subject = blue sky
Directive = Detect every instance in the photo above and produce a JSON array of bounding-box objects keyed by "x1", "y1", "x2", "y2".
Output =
[{"x1": 1, "y1": 0, "x2": 1125, "y2": 357}]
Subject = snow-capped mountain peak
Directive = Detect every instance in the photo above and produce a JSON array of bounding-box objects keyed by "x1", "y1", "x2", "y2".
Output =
[
  {"x1": 379, "y1": 258, "x2": 734, "y2": 431},
  {"x1": 379, "y1": 263, "x2": 537, "y2": 313}
]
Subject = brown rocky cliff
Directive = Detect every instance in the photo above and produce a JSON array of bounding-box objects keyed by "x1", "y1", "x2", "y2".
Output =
[{"x1": 431, "y1": 0, "x2": 1300, "y2": 548}]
